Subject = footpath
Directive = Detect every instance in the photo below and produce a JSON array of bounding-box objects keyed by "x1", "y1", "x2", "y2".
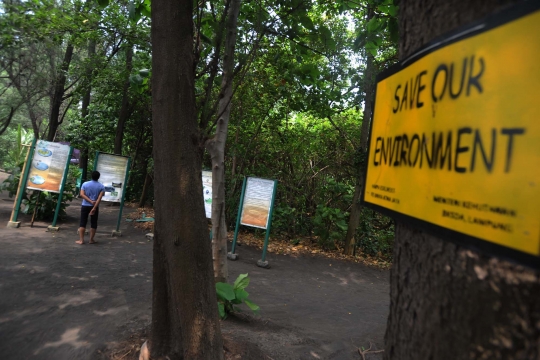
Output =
[{"x1": 0, "y1": 172, "x2": 389, "y2": 359}]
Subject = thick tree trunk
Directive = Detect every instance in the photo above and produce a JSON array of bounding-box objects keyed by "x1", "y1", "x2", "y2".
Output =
[
  {"x1": 205, "y1": 0, "x2": 242, "y2": 283},
  {"x1": 343, "y1": 18, "x2": 375, "y2": 256},
  {"x1": 385, "y1": 1, "x2": 540, "y2": 359},
  {"x1": 114, "y1": 45, "x2": 133, "y2": 155},
  {"x1": 47, "y1": 42, "x2": 74, "y2": 141},
  {"x1": 150, "y1": 0, "x2": 223, "y2": 358}
]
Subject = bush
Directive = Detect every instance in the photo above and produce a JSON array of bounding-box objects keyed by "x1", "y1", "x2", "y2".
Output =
[
  {"x1": 1, "y1": 169, "x2": 75, "y2": 221},
  {"x1": 356, "y1": 208, "x2": 395, "y2": 259},
  {"x1": 21, "y1": 183, "x2": 75, "y2": 221},
  {"x1": 0, "y1": 167, "x2": 22, "y2": 197},
  {"x1": 312, "y1": 204, "x2": 349, "y2": 249}
]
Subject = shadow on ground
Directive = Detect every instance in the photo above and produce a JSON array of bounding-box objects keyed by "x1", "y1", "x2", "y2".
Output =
[{"x1": 0, "y1": 171, "x2": 389, "y2": 359}]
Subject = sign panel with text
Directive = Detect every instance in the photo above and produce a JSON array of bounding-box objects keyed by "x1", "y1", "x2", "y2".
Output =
[
  {"x1": 240, "y1": 177, "x2": 276, "y2": 229},
  {"x1": 95, "y1": 153, "x2": 129, "y2": 202},
  {"x1": 363, "y1": 4, "x2": 540, "y2": 264},
  {"x1": 27, "y1": 140, "x2": 71, "y2": 193},
  {"x1": 202, "y1": 170, "x2": 212, "y2": 219}
]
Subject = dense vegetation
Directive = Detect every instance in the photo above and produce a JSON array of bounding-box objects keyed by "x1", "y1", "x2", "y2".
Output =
[{"x1": 0, "y1": 0, "x2": 397, "y2": 259}]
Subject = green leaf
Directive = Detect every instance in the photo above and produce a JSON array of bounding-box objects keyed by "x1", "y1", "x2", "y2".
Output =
[
  {"x1": 366, "y1": 41, "x2": 378, "y2": 56},
  {"x1": 388, "y1": 4, "x2": 398, "y2": 17},
  {"x1": 319, "y1": 26, "x2": 332, "y2": 41},
  {"x1": 299, "y1": 15, "x2": 314, "y2": 31},
  {"x1": 218, "y1": 302, "x2": 226, "y2": 319},
  {"x1": 366, "y1": 18, "x2": 380, "y2": 33},
  {"x1": 216, "y1": 282, "x2": 235, "y2": 301},
  {"x1": 388, "y1": 18, "x2": 399, "y2": 44},
  {"x1": 372, "y1": 35, "x2": 383, "y2": 47},
  {"x1": 96, "y1": 0, "x2": 109, "y2": 8},
  {"x1": 234, "y1": 288, "x2": 249, "y2": 302},
  {"x1": 139, "y1": 2, "x2": 151, "y2": 17},
  {"x1": 199, "y1": 33, "x2": 212, "y2": 45},
  {"x1": 233, "y1": 273, "x2": 250, "y2": 290},
  {"x1": 128, "y1": 1, "x2": 142, "y2": 22},
  {"x1": 244, "y1": 299, "x2": 260, "y2": 314}
]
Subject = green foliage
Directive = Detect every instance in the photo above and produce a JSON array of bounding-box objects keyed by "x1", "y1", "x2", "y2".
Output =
[
  {"x1": 216, "y1": 273, "x2": 259, "y2": 319},
  {"x1": 313, "y1": 204, "x2": 350, "y2": 249},
  {"x1": 0, "y1": 125, "x2": 34, "y2": 171},
  {"x1": 0, "y1": 0, "x2": 400, "y2": 262},
  {"x1": 21, "y1": 184, "x2": 75, "y2": 221},
  {"x1": 0, "y1": 168, "x2": 22, "y2": 197},
  {"x1": 0, "y1": 170, "x2": 75, "y2": 221},
  {"x1": 357, "y1": 208, "x2": 395, "y2": 259},
  {"x1": 68, "y1": 165, "x2": 82, "y2": 186}
]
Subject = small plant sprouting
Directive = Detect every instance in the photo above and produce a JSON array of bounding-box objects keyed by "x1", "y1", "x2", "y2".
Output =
[{"x1": 216, "y1": 273, "x2": 259, "y2": 319}]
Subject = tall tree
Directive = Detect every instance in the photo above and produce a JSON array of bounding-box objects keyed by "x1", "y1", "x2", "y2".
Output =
[
  {"x1": 384, "y1": 1, "x2": 540, "y2": 359},
  {"x1": 343, "y1": 5, "x2": 376, "y2": 256},
  {"x1": 79, "y1": 38, "x2": 96, "y2": 182},
  {"x1": 149, "y1": 0, "x2": 223, "y2": 358},
  {"x1": 204, "y1": 0, "x2": 241, "y2": 283},
  {"x1": 46, "y1": 41, "x2": 74, "y2": 141},
  {"x1": 114, "y1": 45, "x2": 133, "y2": 155}
]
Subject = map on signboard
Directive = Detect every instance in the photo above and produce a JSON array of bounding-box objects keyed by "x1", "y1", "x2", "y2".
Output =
[
  {"x1": 95, "y1": 154, "x2": 129, "y2": 202},
  {"x1": 363, "y1": 6, "x2": 540, "y2": 259},
  {"x1": 240, "y1": 177, "x2": 275, "y2": 229},
  {"x1": 27, "y1": 140, "x2": 71, "y2": 193},
  {"x1": 202, "y1": 170, "x2": 212, "y2": 219}
]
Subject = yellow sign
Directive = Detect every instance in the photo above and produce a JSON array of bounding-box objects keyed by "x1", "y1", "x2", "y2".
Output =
[{"x1": 364, "y1": 8, "x2": 540, "y2": 258}]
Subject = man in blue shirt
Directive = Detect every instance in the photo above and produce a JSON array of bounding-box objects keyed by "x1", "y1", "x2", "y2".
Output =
[{"x1": 77, "y1": 171, "x2": 105, "y2": 244}]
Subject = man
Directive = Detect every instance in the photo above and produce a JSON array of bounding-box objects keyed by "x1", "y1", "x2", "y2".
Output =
[{"x1": 77, "y1": 170, "x2": 105, "y2": 245}]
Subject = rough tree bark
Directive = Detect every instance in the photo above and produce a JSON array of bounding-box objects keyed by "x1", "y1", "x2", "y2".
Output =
[
  {"x1": 47, "y1": 42, "x2": 74, "y2": 141},
  {"x1": 114, "y1": 45, "x2": 133, "y2": 155},
  {"x1": 384, "y1": 1, "x2": 540, "y2": 359},
  {"x1": 205, "y1": 0, "x2": 242, "y2": 283},
  {"x1": 149, "y1": 0, "x2": 223, "y2": 358}
]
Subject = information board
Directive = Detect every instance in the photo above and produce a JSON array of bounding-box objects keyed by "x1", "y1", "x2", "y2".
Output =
[
  {"x1": 363, "y1": 4, "x2": 540, "y2": 261},
  {"x1": 27, "y1": 140, "x2": 71, "y2": 193},
  {"x1": 202, "y1": 170, "x2": 212, "y2": 219},
  {"x1": 240, "y1": 177, "x2": 276, "y2": 229},
  {"x1": 95, "y1": 153, "x2": 129, "y2": 202}
]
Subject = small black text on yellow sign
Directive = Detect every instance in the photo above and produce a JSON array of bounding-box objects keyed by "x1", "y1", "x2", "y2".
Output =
[{"x1": 364, "y1": 8, "x2": 540, "y2": 258}]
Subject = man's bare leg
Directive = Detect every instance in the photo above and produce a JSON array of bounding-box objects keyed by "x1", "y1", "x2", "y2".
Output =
[
  {"x1": 76, "y1": 227, "x2": 85, "y2": 244},
  {"x1": 89, "y1": 228, "x2": 97, "y2": 244}
]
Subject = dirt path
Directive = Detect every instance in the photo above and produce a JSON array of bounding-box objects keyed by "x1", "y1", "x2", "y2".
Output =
[{"x1": 0, "y1": 172, "x2": 389, "y2": 359}]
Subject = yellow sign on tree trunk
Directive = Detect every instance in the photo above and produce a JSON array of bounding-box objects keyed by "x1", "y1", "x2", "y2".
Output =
[{"x1": 363, "y1": 4, "x2": 540, "y2": 264}]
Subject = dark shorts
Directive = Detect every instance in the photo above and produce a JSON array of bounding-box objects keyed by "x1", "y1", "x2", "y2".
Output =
[{"x1": 80, "y1": 206, "x2": 99, "y2": 229}]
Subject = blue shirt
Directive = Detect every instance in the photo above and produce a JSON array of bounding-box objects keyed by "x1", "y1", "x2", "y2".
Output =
[{"x1": 81, "y1": 180, "x2": 105, "y2": 206}]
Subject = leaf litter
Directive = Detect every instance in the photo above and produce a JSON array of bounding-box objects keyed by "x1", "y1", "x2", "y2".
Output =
[{"x1": 126, "y1": 207, "x2": 391, "y2": 269}]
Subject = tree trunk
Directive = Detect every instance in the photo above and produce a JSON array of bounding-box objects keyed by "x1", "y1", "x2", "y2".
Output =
[
  {"x1": 47, "y1": 42, "x2": 74, "y2": 141},
  {"x1": 385, "y1": 1, "x2": 540, "y2": 359},
  {"x1": 114, "y1": 45, "x2": 133, "y2": 155},
  {"x1": 139, "y1": 172, "x2": 152, "y2": 208},
  {"x1": 205, "y1": 0, "x2": 242, "y2": 283},
  {"x1": 80, "y1": 38, "x2": 96, "y2": 182},
  {"x1": 150, "y1": 0, "x2": 223, "y2": 358},
  {"x1": 344, "y1": 8, "x2": 375, "y2": 256}
]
